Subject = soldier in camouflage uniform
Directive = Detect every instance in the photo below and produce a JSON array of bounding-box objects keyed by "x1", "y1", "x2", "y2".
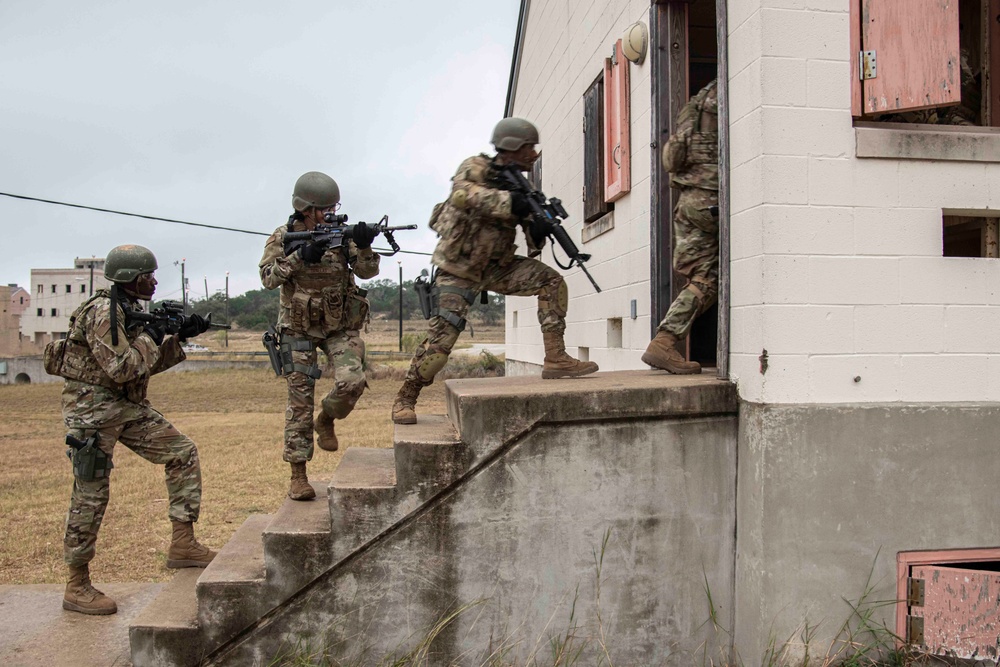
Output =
[
  {"x1": 48, "y1": 245, "x2": 215, "y2": 615},
  {"x1": 392, "y1": 118, "x2": 598, "y2": 425},
  {"x1": 643, "y1": 79, "x2": 718, "y2": 374},
  {"x1": 260, "y1": 172, "x2": 380, "y2": 500}
]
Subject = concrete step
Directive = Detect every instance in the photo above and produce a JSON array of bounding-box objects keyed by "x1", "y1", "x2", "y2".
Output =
[
  {"x1": 262, "y1": 481, "x2": 334, "y2": 595},
  {"x1": 129, "y1": 568, "x2": 204, "y2": 667},
  {"x1": 445, "y1": 370, "x2": 738, "y2": 461},
  {"x1": 393, "y1": 414, "x2": 471, "y2": 499},
  {"x1": 197, "y1": 513, "x2": 270, "y2": 648},
  {"x1": 329, "y1": 448, "x2": 400, "y2": 549}
]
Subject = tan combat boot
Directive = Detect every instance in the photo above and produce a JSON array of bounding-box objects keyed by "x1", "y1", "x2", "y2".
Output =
[
  {"x1": 391, "y1": 378, "x2": 423, "y2": 425},
  {"x1": 63, "y1": 564, "x2": 118, "y2": 615},
  {"x1": 288, "y1": 462, "x2": 316, "y2": 501},
  {"x1": 167, "y1": 520, "x2": 217, "y2": 568},
  {"x1": 641, "y1": 331, "x2": 701, "y2": 374},
  {"x1": 314, "y1": 411, "x2": 339, "y2": 452},
  {"x1": 541, "y1": 332, "x2": 599, "y2": 379}
]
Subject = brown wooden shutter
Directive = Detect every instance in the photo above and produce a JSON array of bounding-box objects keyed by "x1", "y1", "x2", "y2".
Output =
[
  {"x1": 604, "y1": 39, "x2": 631, "y2": 202},
  {"x1": 583, "y1": 75, "x2": 609, "y2": 223},
  {"x1": 857, "y1": 0, "x2": 961, "y2": 116},
  {"x1": 530, "y1": 152, "x2": 542, "y2": 191}
]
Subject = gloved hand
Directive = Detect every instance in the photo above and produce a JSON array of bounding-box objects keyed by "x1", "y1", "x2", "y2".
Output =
[
  {"x1": 178, "y1": 314, "x2": 210, "y2": 342},
  {"x1": 298, "y1": 242, "x2": 326, "y2": 263},
  {"x1": 143, "y1": 323, "x2": 165, "y2": 346},
  {"x1": 530, "y1": 219, "x2": 552, "y2": 248},
  {"x1": 510, "y1": 191, "x2": 532, "y2": 218},
  {"x1": 351, "y1": 221, "x2": 378, "y2": 250}
]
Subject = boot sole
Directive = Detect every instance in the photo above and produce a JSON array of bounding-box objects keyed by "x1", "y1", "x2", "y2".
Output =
[
  {"x1": 63, "y1": 599, "x2": 117, "y2": 615},
  {"x1": 166, "y1": 559, "x2": 212, "y2": 569},
  {"x1": 640, "y1": 352, "x2": 701, "y2": 374},
  {"x1": 316, "y1": 439, "x2": 339, "y2": 452},
  {"x1": 392, "y1": 414, "x2": 417, "y2": 425},
  {"x1": 541, "y1": 367, "x2": 599, "y2": 379},
  {"x1": 287, "y1": 492, "x2": 316, "y2": 501}
]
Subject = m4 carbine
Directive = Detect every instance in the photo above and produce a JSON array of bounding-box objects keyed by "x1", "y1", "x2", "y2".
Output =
[
  {"x1": 126, "y1": 300, "x2": 231, "y2": 335},
  {"x1": 497, "y1": 163, "x2": 602, "y2": 293},
  {"x1": 284, "y1": 214, "x2": 417, "y2": 257}
]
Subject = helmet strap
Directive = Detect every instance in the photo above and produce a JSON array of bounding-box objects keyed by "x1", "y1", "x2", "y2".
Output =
[{"x1": 110, "y1": 284, "x2": 119, "y2": 347}]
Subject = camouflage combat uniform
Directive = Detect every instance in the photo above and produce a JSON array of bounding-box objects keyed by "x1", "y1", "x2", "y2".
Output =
[
  {"x1": 402, "y1": 154, "x2": 562, "y2": 388},
  {"x1": 57, "y1": 289, "x2": 198, "y2": 568},
  {"x1": 657, "y1": 79, "x2": 719, "y2": 340},
  {"x1": 259, "y1": 219, "x2": 380, "y2": 463}
]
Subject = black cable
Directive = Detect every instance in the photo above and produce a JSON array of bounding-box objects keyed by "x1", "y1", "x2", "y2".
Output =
[{"x1": 0, "y1": 191, "x2": 432, "y2": 255}]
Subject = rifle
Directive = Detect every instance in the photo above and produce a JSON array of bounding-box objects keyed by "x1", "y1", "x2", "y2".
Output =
[
  {"x1": 125, "y1": 300, "x2": 231, "y2": 335},
  {"x1": 284, "y1": 214, "x2": 417, "y2": 258},
  {"x1": 497, "y1": 163, "x2": 602, "y2": 293}
]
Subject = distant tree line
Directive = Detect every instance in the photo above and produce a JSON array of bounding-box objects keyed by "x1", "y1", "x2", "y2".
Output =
[{"x1": 161, "y1": 279, "x2": 504, "y2": 330}]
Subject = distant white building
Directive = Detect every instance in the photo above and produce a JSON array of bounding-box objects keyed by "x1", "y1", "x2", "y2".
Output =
[{"x1": 19, "y1": 257, "x2": 109, "y2": 345}]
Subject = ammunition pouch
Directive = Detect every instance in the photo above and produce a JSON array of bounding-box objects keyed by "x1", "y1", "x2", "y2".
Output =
[
  {"x1": 66, "y1": 433, "x2": 113, "y2": 482},
  {"x1": 279, "y1": 335, "x2": 322, "y2": 379}
]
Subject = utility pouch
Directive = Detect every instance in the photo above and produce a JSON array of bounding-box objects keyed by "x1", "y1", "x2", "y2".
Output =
[
  {"x1": 66, "y1": 433, "x2": 113, "y2": 481},
  {"x1": 343, "y1": 290, "x2": 370, "y2": 331},
  {"x1": 43, "y1": 338, "x2": 68, "y2": 376}
]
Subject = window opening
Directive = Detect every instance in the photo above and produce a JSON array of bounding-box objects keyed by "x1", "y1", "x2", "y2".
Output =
[
  {"x1": 50, "y1": 308, "x2": 57, "y2": 317},
  {"x1": 943, "y1": 213, "x2": 999, "y2": 257},
  {"x1": 51, "y1": 285, "x2": 56, "y2": 293},
  {"x1": 36, "y1": 308, "x2": 43, "y2": 316},
  {"x1": 583, "y1": 73, "x2": 613, "y2": 223},
  {"x1": 855, "y1": 0, "x2": 990, "y2": 128}
]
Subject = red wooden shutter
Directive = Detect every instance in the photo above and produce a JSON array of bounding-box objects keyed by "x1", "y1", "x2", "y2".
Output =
[
  {"x1": 859, "y1": 0, "x2": 961, "y2": 116},
  {"x1": 604, "y1": 39, "x2": 630, "y2": 202}
]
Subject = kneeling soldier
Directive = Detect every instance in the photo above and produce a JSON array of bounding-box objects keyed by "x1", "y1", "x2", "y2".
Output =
[{"x1": 49, "y1": 245, "x2": 215, "y2": 615}]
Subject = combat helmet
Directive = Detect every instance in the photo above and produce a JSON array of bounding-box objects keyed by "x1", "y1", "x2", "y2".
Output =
[
  {"x1": 292, "y1": 171, "x2": 341, "y2": 212},
  {"x1": 491, "y1": 118, "x2": 539, "y2": 152},
  {"x1": 104, "y1": 245, "x2": 158, "y2": 283}
]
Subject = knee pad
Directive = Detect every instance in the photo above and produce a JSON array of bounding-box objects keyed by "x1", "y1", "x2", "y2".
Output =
[
  {"x1": 538, "y1": 279, "x2": 568, "y2": 319},
  {"x1": 417, "y1": 351, "x2": 450, "y2": 381}
]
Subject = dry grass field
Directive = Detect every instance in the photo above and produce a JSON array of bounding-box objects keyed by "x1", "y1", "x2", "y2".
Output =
[
  {"x1": 198, "y1": 316, "x2": 504, "y2": 355},
  {"x1": 0, "y1": 367, "x2": 451, "y2": 585}
]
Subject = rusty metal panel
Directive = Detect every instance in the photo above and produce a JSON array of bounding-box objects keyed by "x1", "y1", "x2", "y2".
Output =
[
  {"x1": 909, "y1": 564, "x2": 1000, "y2": 662},
  {"x1": 861, "y1": 0, "x2": 961, "y2": 116}
]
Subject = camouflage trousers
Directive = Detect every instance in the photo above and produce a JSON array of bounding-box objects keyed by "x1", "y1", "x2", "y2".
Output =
[
  {"x1": 283, "y1": 329, "x2": 366, "y2": 464},
  {"x1": 404, "y1": 257, "x2": 566, "y2": 387},
  {"x1": 657, "y1": 186, "x2": 719, "y2": 339},
  {"x1": 61, "y1": 382, "x2": 202, "y2": 568}
]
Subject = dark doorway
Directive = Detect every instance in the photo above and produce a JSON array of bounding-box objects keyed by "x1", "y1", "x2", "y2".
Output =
[{"x1": 650, "y1": 0, "x2": 719, "y2": 369}]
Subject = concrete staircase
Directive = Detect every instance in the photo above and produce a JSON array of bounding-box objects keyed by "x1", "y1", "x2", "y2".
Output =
[{"x1": 129, "y1": 371, "x2": 738, "y2": 666}]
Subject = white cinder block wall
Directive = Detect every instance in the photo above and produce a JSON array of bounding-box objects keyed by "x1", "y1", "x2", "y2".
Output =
[
  {"x1": 728, "y1": 0, "x2": 1000, "y2": 404},
  {"x1": 507, "y1": 0, "x2": 654, "y2": 372}
]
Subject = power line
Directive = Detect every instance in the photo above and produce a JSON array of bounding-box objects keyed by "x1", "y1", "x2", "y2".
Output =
[{"x1": 0, "y1": 191, "x2": 432, "y2": 255}]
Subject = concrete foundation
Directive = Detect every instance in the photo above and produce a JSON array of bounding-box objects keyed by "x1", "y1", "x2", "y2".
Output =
[{"x1": 735, "y1": 402, "x2": 1000, "y2": 663}]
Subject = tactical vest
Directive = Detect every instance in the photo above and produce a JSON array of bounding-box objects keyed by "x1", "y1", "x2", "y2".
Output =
[
  {"x1": 430, "y1": 154, "x2": 520, "y2": 283},
  {"x1": 44, "y1": 289, "x2": 151, "y2": 403},
  {"x1": 275, "y1": 222, "x2": 365, "y2": 335},
  {"x1": 663, "y1": 79, "x2": 719, "y2": 191}
]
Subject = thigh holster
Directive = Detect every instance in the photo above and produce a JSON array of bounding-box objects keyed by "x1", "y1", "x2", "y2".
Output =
[
  {"x1": 66, "y1": 433, "x2": 113, "y2": 481},
  {"x1": 279, "y1": 336, "x2": 322, "y2": 379}
]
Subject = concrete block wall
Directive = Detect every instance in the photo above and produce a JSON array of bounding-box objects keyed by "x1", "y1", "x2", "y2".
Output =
[
  {"x1": 506, "y1": 0, "x2": 654, "y2": 372},
  {"x1": 729, "y1": 0, "x2": 1000, "y2": 404}
]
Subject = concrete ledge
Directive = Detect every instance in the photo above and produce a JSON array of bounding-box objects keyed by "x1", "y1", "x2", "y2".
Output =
[
  {"x1": 855, "y1": 122, "x2": 1000, "y2": 162},
  {"x1": 446, "y1": 370, "x2": 737, "y2": 455}
]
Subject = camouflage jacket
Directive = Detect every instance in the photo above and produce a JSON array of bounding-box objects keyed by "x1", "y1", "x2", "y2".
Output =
[
  {"x1": 56, "y1": 288, "x2": 186, "y2": 405},
  {"x1": 430, "y1": 154, "x2": 542, "y2": 283},
  {"x1": 665, "y1": 79, "x2": 718, "y2": 191},
  {"x1": 259, "y1": 218, "x2": 380, "y2": 338}
]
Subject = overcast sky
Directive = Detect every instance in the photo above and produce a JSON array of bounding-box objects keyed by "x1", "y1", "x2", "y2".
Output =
[{"x1": 0, "y1": 1, "x2": 520, "y2": 301}]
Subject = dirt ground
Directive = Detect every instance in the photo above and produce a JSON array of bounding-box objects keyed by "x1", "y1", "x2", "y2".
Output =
[{"x1": 0, "y1": 368, "x2": 449, "y2": 585}]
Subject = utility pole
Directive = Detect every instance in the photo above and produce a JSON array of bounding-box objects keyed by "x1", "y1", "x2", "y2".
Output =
[
  {"x1": 88, "y1": 259, "x2": 94, "y2": 296},
  {"x1": 224, "y1": 272, "x2": 230, "y2": 348},
  {"x1": 204, "y1": 276, "x2": 208, "y2": 301},
  {"x1": 398, "y1": 261, "x2": 403, "y2": 352},
  {"x1": 180, "y1": 259, "x2": 187, "y2": 312}
]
